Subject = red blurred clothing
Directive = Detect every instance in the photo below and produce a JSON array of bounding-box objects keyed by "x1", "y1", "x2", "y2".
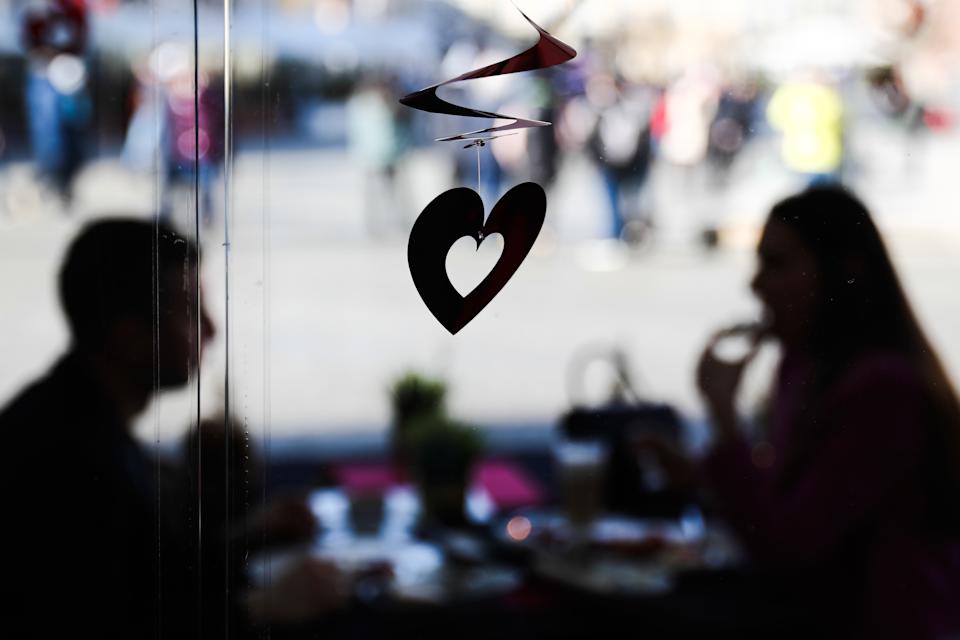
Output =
[
  {"x1": 649, "y1": 91, "x2": 668, "y2": 141},
  {"x1": 702, "y1": 349, "x2": 960, "y2": 638},
  {"x1": 166, "y1": 79, "x2": 223, "y2": 168}
]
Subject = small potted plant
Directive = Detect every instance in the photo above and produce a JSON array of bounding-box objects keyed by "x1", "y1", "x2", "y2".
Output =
[
  {"x1": 407, "y1": 414, "x2": 484, "y2": 528},
  {"x1": 388, "y1": 370, "x2": 448, "y2": 470}
]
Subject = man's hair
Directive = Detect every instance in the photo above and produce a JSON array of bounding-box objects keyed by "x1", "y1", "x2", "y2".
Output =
[{"x1": 59, "y1": 218, "x2": 198, "y2": 347}]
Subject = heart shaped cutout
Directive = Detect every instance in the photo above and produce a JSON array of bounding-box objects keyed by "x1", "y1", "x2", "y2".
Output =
[
  {"x1": 446, "y1": 234, "x2": 504, "y2": 297},
  {"x1": 408, "y1": 182, "x2": 546, "y2": 334}
]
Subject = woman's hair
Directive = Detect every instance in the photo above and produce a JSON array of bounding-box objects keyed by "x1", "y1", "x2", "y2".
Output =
[
  {"x1": 769, "y1": 186, "x2": 920, "y2": 361},
  {"x1": 768, "y1": 186, "x2": 960, "y2": 529}
]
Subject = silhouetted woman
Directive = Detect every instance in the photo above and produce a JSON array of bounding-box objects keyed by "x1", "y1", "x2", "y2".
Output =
[{"x1": 696, "y1": 186, "x2": 960, "y2": 638}]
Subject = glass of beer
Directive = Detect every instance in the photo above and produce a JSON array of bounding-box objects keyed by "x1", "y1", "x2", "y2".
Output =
[{"x1": 554, "y1": 438, "x2": 609, "y2": 539}]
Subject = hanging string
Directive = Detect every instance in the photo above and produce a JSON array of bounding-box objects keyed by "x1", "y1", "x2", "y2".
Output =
[{"x1": 476, "y1": 142, "x2": 481, "y2": 194}]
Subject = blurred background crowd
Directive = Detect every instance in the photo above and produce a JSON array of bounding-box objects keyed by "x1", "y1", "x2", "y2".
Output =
[{"x1": 2, "y1": 0, "x2": 957, "y2": 229}]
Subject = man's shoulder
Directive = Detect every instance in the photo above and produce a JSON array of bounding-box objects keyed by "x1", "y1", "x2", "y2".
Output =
[
  {"x1": 0, "y1": 356, "x2": 87, "y2": 444},
  {"x1": 0, "y1": 370, "x2": 59, "y2": 430}
]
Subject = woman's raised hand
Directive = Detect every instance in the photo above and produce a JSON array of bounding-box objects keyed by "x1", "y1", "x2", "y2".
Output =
[{"x1": 696, "y1": 323, "x2": 765, "y2": 439}]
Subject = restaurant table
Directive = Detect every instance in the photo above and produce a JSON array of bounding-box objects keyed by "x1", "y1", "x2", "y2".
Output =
[{"x1": 248, "y1": 467, "x2": 819, "y2": 640}]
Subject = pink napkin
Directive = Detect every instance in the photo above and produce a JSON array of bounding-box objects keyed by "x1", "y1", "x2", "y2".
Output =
[{"x1": 473, "y1": 460, "x2": 544, "y2": 509}]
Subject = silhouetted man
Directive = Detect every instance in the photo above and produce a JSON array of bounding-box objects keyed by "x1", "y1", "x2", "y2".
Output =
[{"x1": 0, "y1": 219, "x2": 215, "y2": 638}]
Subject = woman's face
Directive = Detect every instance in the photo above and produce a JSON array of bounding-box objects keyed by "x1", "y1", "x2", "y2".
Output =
[{"x1": 751, "y1": 219, "x2": 820, "y2": 347}]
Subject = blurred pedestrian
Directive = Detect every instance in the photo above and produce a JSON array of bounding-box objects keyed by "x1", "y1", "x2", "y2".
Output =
[
  {"x1": 657, "y1": 69, "x2": 720, "y2": 245},
  {"x1": 20, "y1": 0, "x2": 91, "y2": 206},
  {"x1": 865, "y1": 64, "x2": 928, "y2": 180},
  {"x1": 162, "y1": 65, "x2": 223, "y2": 226},
  {"x1": 706, "y1": 79, "x2": 760, "y2": 188},
  {"x1": 526, "y1": 75, "x2": 561, "y2": 191},
  {"x1": 767, "y1": 72, "x2": 845, "y2": 185},
  {"x1": 585, "y1": 73, "x2": 655, "y2": 242},
  {"x1": 347, "y1": 76, "x2": 410, "y2": 238},
  {"x1": 122, "y1": 45, "x2": 173, "y2": 178},
  {"x1": 658, "y1": 70, "x2": 716, "y2": 171}
]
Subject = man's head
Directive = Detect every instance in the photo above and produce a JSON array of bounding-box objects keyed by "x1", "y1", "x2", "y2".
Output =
[{"x1": 59, "y1": 218, "x2": 215, "y2": 389}]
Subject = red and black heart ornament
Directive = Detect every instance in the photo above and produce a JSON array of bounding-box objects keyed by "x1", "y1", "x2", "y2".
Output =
[
  {"x1": 399, "y1": 5, "x2": 575, "y2": 334},
  {"x1": 408, "y1": 182, "x2": 545, "y2": 335}
]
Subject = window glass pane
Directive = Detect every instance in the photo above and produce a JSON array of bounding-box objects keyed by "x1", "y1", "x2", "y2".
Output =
[{"x1": 5, "y1": 0, "x2": 960, "y2": 636}]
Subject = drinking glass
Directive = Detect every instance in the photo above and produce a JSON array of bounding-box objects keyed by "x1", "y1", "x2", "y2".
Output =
[{"x1": 554, "y1": 438, "x2": 609, "y2": 538}]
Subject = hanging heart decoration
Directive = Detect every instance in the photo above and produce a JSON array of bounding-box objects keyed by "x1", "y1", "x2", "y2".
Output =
[
  {"x1": 400, "y1": 4, "x2": 576, "y2": 333},
  {"x1": 408, "y1": 182, "x2": 545, "y2": 335}
]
